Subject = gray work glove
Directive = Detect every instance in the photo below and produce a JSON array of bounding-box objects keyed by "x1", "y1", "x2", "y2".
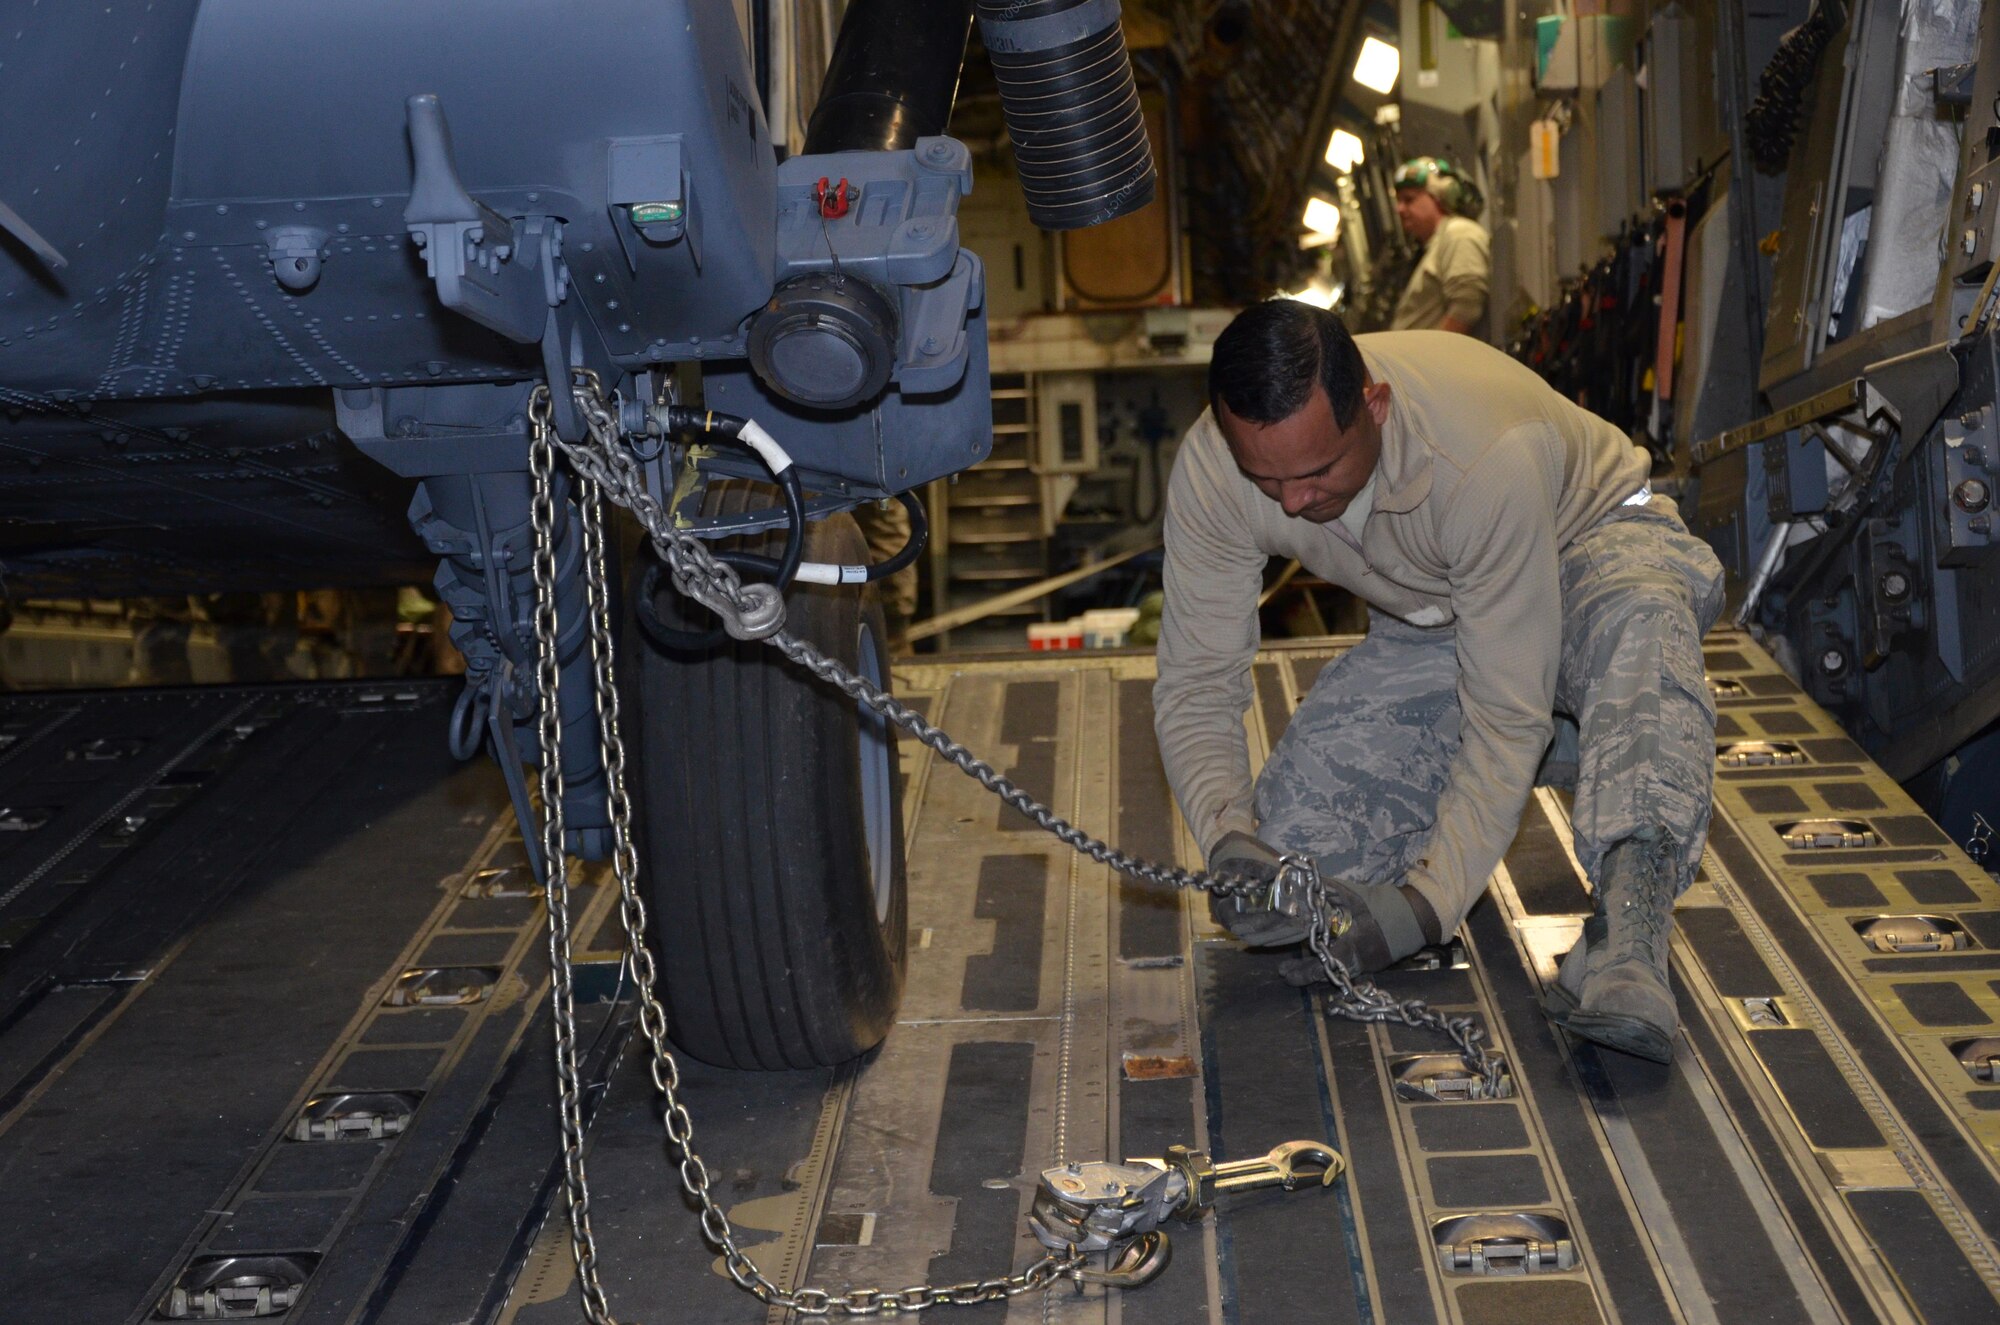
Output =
[{"x1": 1205, "y1": 831, "x2": 1308, "y2": 947}]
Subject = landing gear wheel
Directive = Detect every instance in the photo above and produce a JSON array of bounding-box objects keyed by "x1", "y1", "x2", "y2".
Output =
[{"x1": 629, "y1": 492, "x2": 907, "y2": 1069}]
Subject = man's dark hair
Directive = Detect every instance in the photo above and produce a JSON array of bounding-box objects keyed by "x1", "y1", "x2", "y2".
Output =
[{"x1": 1207, "y1": 299, "x2": 1366, "y2": 428}]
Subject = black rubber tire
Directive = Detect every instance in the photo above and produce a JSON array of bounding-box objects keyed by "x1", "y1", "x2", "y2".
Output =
[{"x1": 628, "y1": 492, "x2": 907, "y2": 1070}]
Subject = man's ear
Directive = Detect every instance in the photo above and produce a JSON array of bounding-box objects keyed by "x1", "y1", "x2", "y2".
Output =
[{"x1": 1364, "y1": 380, "x2": 1393, "y2": 427}]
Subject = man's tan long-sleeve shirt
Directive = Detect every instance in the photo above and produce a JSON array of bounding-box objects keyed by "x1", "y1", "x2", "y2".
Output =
[
  {"x1": 1154, "y1": 331, "x2": 1649, "y2": 913},
  {"x1": 1391, "y1": 215, "x2": 1490, "y2": 333}
]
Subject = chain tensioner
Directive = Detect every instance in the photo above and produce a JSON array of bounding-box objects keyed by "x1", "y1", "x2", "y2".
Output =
[{"x1": 520, "y1": 376, "x2": 1504, "y2": 1320}]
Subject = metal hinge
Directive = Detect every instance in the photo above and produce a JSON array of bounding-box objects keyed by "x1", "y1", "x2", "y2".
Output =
[
  {"x1": 159, "y1": 1256, "x2": 313, "y2": 1320},
  {"x1": 67, "y1": 737, "x2": 142, "y2": 761},
  {"x1": 1391, "y1": 1053, "x2": 1515, "y2": 1102},
  {"x1": 382, "y1": 965, "x2": 499, "y2": 1007},
  {"x1": 1853, "y1": 914, "x2": 1971, "y2": 954},
  {"x1": 1952, "y1": 1038, "x2": 2000, "y2": 1082},
  {"x1": 1718, "y1": 741, "x2": 1805, "y2": 768},
  {"x1": 1433, "y1": 1213, "x2": 1578, "y2": 1275},
  {"x1": 1776, "y1": 818, "x2": 1878, "y2": 849},
  {"x1": 288, "y1": 1091, "x2": 421, "y2": 1142}
]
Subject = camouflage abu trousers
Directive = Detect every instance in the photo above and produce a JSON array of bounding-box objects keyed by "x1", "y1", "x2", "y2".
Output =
[{"x1": 1255, "y1": 502, "x2": 1725, "y2": 925}]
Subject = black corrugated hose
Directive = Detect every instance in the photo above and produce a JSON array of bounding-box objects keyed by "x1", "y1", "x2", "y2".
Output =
[{"x1": 974, "y1": 0, "x2": 1157, "y2": 230}]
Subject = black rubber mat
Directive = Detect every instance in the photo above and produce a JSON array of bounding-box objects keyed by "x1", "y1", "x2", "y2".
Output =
[
  {"x1": 1427, "y1": 1153, "x2": 1549, "y2": 1207},
  {"x1": 1676, "y1": 1001, "x2": 1878, "y2": 1324},
  {"x1": 1455, "y1": 1280, "x2": 1604, "y2": 1325},
  {"x1": 928, "y1": 1041, "x2": 1037, "y2": 1283},
  {"x1": 1582, "y1": 1042, "x2": 1826, "y2": 1325},
  {"x1": 962, "y1": 854, "x2": 1046, "y2": 1011},
  {"x1": 1507, "y1": 797, "x2": 1593, "y2": 914},
  {"x1": 998, "y1": 680, "x2": 1060, "y2": 832},
  {"x1": 1846, "y1": 1190, "x2": 1998, "y2": 1324},
  {"x1": 1117, "y1": 678, "x2": 1184, "y2": 961},
  {"x1": 1892, "y1": 982, "x2": 1992, "y2": 1027},
  {"x1": 1321, "y1": 1004, "x2": 1438, "y2": 1325},
  {"x1": 1899, "y1": 869, "x2": 1981, "y2": 905},
  {"x1": 1410, "y1": 1102, "x2": 1530, "y2": 1152},
  {"x1": 1749, "y1": 1030, "x2": 1884, "y2": 1148},
  {"x1": 1806, "y1": 872, "x2": 1890, "y2": 908},
  {"x1": 1197, "y1": 948, "x2": 1362, "y2": 1324},
  {"x1": 1877, "y1": 815, "x2": 1951, "y2": 847},
  {"x1": 1741, "y1": 784, "x2": 1809, "y2": 813},
  {"x1": 1815, "y1": 781, "x2": 1887, "y2": 812},
  {"x1": 1677, "y1": 906, "x2": 1785, "y2": 996}
]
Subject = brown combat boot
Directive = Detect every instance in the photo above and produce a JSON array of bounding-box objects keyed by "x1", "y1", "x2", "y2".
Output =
[{"x1": 1547, "y1": 833, "x2": 1678, "y2": 1063}]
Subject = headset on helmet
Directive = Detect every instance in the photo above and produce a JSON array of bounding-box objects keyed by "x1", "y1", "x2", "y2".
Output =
[{"x1": 1393, "y1": 156, "x2": 1483, "y2": 220}]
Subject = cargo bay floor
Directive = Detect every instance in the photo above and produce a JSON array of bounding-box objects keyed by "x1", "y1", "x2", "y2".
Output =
[{"x1": 4, "y1": 631, "x2": 1999, "y2": 1323}]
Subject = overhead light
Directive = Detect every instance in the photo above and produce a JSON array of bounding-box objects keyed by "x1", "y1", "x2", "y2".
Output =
[
  {"x1": 1301, "y1": 196, "x2": 1342, "y2": 234},
  {"x1": 1284, "y1": 285, "x2": 1337, "y2": 309},
  {"x1": 1352, "y1": 35, "x2": 1400, "y2": 94},
  {"x1": 1324, "y1": 128, "x2": 1366, "y2": 172}
]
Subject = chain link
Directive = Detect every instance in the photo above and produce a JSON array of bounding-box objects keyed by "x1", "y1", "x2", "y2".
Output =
[
  {"x1": 523, "y1": 376, "x2": 1505, "y2": 1319},
  {"x1": 529, "y1": 389, "x2": 1084, "y2": 1321}
]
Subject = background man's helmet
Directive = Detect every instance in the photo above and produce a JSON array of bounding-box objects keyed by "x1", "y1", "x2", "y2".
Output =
[{"x1": 1393, "y1": 156, "x2": 1484, "y2": 220}]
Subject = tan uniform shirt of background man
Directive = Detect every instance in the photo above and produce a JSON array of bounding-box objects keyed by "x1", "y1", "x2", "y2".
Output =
[{"x1": 1388, "y1": 157, "x2": 1490, "y2": 336}]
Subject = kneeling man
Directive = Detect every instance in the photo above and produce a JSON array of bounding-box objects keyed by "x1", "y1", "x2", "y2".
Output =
[{"x1": 1155, "y1": 301, "x2": 1723, "y2": 1061}]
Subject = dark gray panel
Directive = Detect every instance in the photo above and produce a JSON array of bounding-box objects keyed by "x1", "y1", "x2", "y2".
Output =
[
  {"x1": 1506, "y1": 798, "x2": 1593, "y2": 915},
  {"x1": 255, "y1": 1143, "x2": 385, "y2": 1196},
  {"x1": 416, "y1": 931, "x2": 519, "y2": 966},
  {"x1": 1805, "y1": 872, "x2": 1888, "y2": 909},
  {"x1": 1741, "y1": 785, "x2": 1808, "y2": 814},
  {"x1": 928, "y1": 1042, "x2": 1036, "y2": 1284},
  {"x1": 1427, "y1": 1154, "x2": 1549, "y2": 1207},
  {"x1": 1199, "y1": 949, "x2": 1365, "y2": 1324},
  {"x1": 1410, "y1": 1104, "x2": 1530, "y2": 1153},
  {"x1": 1898, "y1": 870, "x2": 1979, "y2": 906},
  {"x1": 1815, "y1": 782, "x2": 1886, "y2": 812},
  {"x1": 1876, "y1": 816, "x2": 1950, "y2": 848},
  {"x1": 328, "y1": 1048, "x2": 446, "y2": 1092},
  {"x1": 997, "y1": 681, "x2": 1060, "y2": 833},
  {"x1": 962, "y1": 855, "x2": 1046, "y2": 1012},
  {"x1": 1846, "y1": 1191, "x2": 2000, "y2": 1322},
  {"x1": 1748, "y1": 1030, "x2": 1884, "y2": 1149},
  {"x1": 1800, "y1": 736, "x2": 1868, "y2": 763},
  {"x1": 1892, "y1": 983, "x2": 1992, "y2": 1028},
  {"x1": 208, "y1": 1196, "x2": 353, "y2": 1253},
  {"x1": 1455, "y1": 1280, "x2": 1603, "y2": 1325},
  {"x1": 359, "y1": 1009, "x2": 467, "y2": 1046},
  {"x1": 1116, "y1": 679, "x2": 1183, "y2": 962}
]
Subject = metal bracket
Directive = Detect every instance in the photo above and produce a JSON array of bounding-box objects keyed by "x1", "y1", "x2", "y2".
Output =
[
  {"x1": 1027, "y1": 1139, "x2": 1342, "y2": 1288},
  {"x1": 403, "y1": 93, "x2": 567, "y2": 346}
]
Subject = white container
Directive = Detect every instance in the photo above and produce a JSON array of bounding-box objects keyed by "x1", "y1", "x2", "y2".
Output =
[{"x1": 1080, "y1": 608, "x2": 1142, "y2": 649}]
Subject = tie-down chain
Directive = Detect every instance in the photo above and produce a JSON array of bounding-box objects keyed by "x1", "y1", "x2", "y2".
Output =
[{"x1": 521, "y1": 377, "x2": 1503, "y2": 1321}]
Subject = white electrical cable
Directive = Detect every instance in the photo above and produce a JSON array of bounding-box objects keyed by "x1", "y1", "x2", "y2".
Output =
[
  {"x1": 793, "y1": 562, "x2": 871, "y2": 585},
  {"x1": 737, "y1": 416, "x2": 868, "y2": 584},
  {"x1": 736, "y1": 417, "x2": 793, "y2": 476}
]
